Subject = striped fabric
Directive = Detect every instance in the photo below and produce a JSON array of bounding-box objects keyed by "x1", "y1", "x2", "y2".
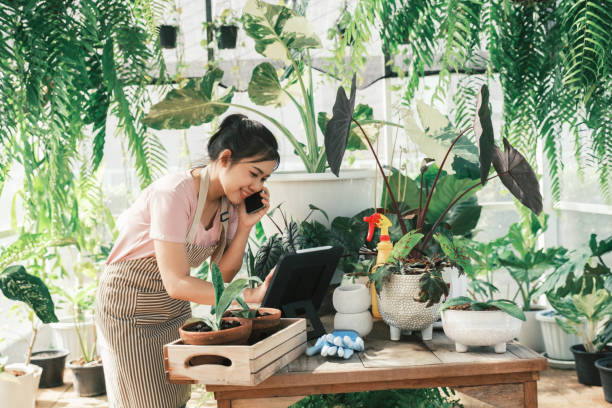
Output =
[{"x1": 95, "y1": 168, "x2": 229, "y2": 408}]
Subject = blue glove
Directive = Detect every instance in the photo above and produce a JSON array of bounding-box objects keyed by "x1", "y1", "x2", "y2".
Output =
[{"x1": 305, "y1": 330, "x2": 364, "y2": 359}]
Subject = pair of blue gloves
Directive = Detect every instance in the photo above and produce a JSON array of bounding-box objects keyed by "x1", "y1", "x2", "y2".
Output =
[{"x1": 305, "y1": 330, "x2": 365, "y2": 360}]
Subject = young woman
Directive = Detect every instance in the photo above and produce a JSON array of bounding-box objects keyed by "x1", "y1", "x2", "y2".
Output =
[{"x1": 95, "y1": 114, "x2": 280, "y2": 408}]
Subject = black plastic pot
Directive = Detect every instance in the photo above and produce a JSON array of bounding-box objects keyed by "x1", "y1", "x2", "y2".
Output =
[
  {"x1": 217, "y1": 25, "x2": 238, "y2": 49},
  {"x1": 159, "y1": 25, "x2": 177, "y2": 49},
  {"x1": 595, "y1": 357, "x2": 612, "y2": 402},
  {"x1": 68, "y1": 362, "x2": 106, "y2": 397},
  {"x1": 571, "y1": 344, "x2": 612, "y2": 386},
  {"x1": 30, "y1": 349, "x2": 69, "y2": 388}
]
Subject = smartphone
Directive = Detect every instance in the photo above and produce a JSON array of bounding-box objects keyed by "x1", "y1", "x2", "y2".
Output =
[{"x1": 244, "y1": 190, "x2": 265, "y2": 214}]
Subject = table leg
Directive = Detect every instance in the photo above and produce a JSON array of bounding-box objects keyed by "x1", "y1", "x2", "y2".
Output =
[
  {"x1": 216, "y1": 398, "x2": 231, "y2": 408},
  {"x1": 524, "y1": 380, "x2": 538, "y2": 408}
]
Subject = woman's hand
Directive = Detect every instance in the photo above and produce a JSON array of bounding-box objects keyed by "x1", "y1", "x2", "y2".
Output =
[
  {"x1": 237, "y1": 187, "x2": 270, "y2": 231},
  {"x1": 243, "y1": 267, "x2": 275, "y2": 304}
]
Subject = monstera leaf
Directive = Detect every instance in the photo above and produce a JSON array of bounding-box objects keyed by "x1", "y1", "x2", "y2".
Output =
[
  {"x1": 248, "y1": 62, "x2": 289, "y2": 107},
  {"x1": 242, "y1": 0, "x2": 321, "y2": 64},
  {"x1": 492, "y1": 138, "x2": 542, "y2": 215},
  {"x1": 253, "y1": 234, "x2": 283, "y2": 280},
  {"x1": 143, "y1": 69, "x2": 234, "y2": 129},
  {"x1": 474, "y1": 85, "x2": 495, "y2": 185},
  {"x1": 0, "y1": 265, "x2": 58, "y2": 324},
  {"x1": 324, "y1": 75, "x2": 356, "y2": 176},
  {"x1": 318, "y1": 104, "x2": 382, "y2": 152},
  {"x1": 403, "y1": 102, "x2": 479, "y2": 175}
]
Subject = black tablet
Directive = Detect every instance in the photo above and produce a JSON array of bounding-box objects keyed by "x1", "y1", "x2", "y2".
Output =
[{"x1": 261, "y1": 245, "x2": 343, "y2": 339}]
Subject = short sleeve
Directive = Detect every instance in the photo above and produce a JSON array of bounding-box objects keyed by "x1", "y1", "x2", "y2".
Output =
[{"x1": 149, "y1": 187, "x2": 191, "y2": 243}]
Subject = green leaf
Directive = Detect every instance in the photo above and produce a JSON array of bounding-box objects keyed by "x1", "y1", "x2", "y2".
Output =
[
  {"x1": 324, "y1": 74, "x2": 356, "y2": 176},
  {"x1": 473, "y1": 85, "x2": 495, "y2": 185},
  {"x1": 370, "y1": 263, "x2": 399, "y2": 294},
  {"x1": 426, "y1": 174, "x2": 481, "y2": 226},
  {"x1": 282, "y1": 221, "x2": 302, "y2": 253},
  {"x1": 388, "y1": 231, "x2": 423, "y2": 263},
  {"x1": 211, "y1": 262, "x2": 224, "y2": 311},
  {"x1": 253, "y1": 234, "x2": 283, "y2": 280},
  {"x1": 247, "y1": 62, "x2": 288, "y2": 107},
  {"x1": 440, "y1": 296, "x2": 473, "y2": 311},
  {"x1": 434, "y1": 233, "x2": 472, "y2": 274},
  {"x1": 143, "y1": 68, "x2": 234, "y2": 129},
  {"x1": 445, "y1": 196, "x2": 482, "y2": 237},
  {"x1": 242, "y1": 0, "x2": 321, "y2": 64},
  {"x1": 307, "y1": 204, "x2": 329, "y2": 222},
  {"x1": 381, "y1": 168, "x2": 420, "y2": 212},
  {"x1": 492, "y1": 138, "x2": 543, "y2": 215},
  {"x1": 215, "y1": 277, "x2": 261, "y2": 323},
  {"x1": 488, "y1": 300, "x2": 526, "y2": 321},
  {"x1": 0, "y1": 265, "x2": 58, "y2": 324}
]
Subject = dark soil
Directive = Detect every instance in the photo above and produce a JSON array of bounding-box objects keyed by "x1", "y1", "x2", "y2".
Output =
[
  {"x1": 256, "y1": 311, "x2": 272, "y2": 317},
  {"x1": 448, "y1": 303, "x2": 499, "y2": 311},
  {"x1": 70, "y1": 357, "x2": 102, "y2": 366},
  {"x1": 184, "y1": 320, "x2": 241, "y2": 332}
]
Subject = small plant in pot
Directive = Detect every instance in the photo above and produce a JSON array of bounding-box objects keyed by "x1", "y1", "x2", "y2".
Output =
[
  {"x1": 325, "y1": 80, "x2": 543, "y2": 343},
  {"x1": 0, "y1": 264, "x2": 60, "y2": 404},
  {"x1": 179, "y1": 263, "x2": 260, "y2": 346},
  {"x1": 224, "y1": 301, "x2": 282, "y2": 344},
  {"x1": 214, "y1": 9, "x2": 241, "y2": 49},
  {"x1": 496, "y1": 213, "x2": 567, "y2": 352}
]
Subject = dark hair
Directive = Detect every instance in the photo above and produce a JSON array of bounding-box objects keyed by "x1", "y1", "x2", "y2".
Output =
[{"x1": 207, "y1": 114, "x2": 280, "y2": 168}]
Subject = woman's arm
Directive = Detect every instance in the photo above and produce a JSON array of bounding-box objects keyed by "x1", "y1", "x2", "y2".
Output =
[{"x1": 154, "y1": 239, "x2": 273, "y2": 304}]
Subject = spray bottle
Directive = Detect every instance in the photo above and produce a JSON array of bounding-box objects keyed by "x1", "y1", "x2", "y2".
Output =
[{"x1": 363, "y1": 212, "x2": 393, "y2": 318}]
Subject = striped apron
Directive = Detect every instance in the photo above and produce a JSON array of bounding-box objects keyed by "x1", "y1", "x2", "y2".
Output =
[{"x1": 95, "y1": 168, "x2": 229, "y2": 408}]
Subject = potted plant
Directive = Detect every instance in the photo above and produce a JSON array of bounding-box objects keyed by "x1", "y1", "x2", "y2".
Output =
[
  {"x1": 497, "y1": 214, "x2": 567, "y2": 352},
  {"x1": 159, "y1": 24, "x2": 178, "y2": 49},
  {"x1": 535, "y1": 233, "x2": 612, "y2": 362},
  {"x1": 0, "y1": 265, "x2": 60, "y2": 404},
  {"x1": 0, "y1": 354, "x2": 42, "y2": 408},
  {"x1": 325, "y1": 82, "x2": 542, "y2": 344},
  {"x1": 214, "y1": 9, "x2": 241, "y2": 49},
  {"x1": 225, "y1": 303, "x2": 282, "y2": 344},
  {"x1": 179, "y1": 263, "x2": 260, "y2": 346},
  {"x1": 547, "y1": 284, "x2": 612, "y2": 386}
]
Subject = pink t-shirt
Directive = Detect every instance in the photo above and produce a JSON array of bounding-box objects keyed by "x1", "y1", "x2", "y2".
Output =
[{"x1": 106, "y1": 170, "x2": 238, "y2": 265}]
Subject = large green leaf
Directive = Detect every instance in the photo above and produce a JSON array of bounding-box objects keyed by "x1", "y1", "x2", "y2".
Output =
[
  {"x1": 388, "y1": 231, "x2": 423, "y2": 263},
  {"x1": 445, "y1": 196, "x2": 482, "y2": 237},
  {"x1": 143, "y1": 68, "x2": 234, "y2": 129},
  {"x1": 247, "y1": 62, "x2": 288, "y2": 107},
  {"x1": 254, "y1": 234, "x2": 283, "y2": 280},
  {"x1": 0, "y1": 265, "x2": 58, "y2": 324},
  {"x1": 426, "y1": 174, "x2": 481, "y2": 225},
  {"x1": 492, "y1": 138, "x2": 543, "y2": 215},
  {"x1": 488, "y1": 300, "x2": 526, "y2": 321},
  {"x1": 330, "y1": 213, "x2": 369, "y2": 254},
  {"x1": 215, "y1": 277, "x2": 261, "y2": 325},
  {"x1": 473, "y1": 85, "x2": 495, "y2": 185},
  {"x1": 434, "y1": 233, "x2": 472, "y2": 274},
  {"x1": 324, "y1": 75, "x2": 356, "y2": 176},
  {"x1": 211, "y1": 262, "x2": 225, "y2": 313},
  {"x1": 242, "y1": 0, "x2": 321, "y2": 64},
  {"x1": 381, "y1": 168, "x2": 420, "y2": 212},
  {"x1": 282, "y1": 221, "x2": 302, "y2": 253},
  {"x1": 440, "y1": 296, "x2": 473, "y2": 311}
]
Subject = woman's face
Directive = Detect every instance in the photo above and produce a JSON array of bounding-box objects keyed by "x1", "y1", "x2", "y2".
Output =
[{"x1": 219, "y1": 154, "x2": 276, "y2": 205}]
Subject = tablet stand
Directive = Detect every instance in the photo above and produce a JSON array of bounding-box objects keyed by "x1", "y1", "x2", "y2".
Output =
[{"x1": 282, "y1": 300, "x2": 325, "y2": 341}]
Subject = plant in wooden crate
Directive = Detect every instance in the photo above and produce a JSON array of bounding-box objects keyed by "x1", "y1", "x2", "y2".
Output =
[
  {"x1": 0, "y1": 264, "x2": 58, "y2": 405},
  {"x1": 325, "y1": 80, "x2": 542, "y2": 345},
  {"x1": 179, "y1": 263, "x2": 261, "y2": 346}
]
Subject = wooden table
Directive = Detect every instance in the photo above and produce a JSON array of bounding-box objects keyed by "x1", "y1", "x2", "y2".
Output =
[{"x1": 206, "y1": 318, "x2": 548, "y2": 408}]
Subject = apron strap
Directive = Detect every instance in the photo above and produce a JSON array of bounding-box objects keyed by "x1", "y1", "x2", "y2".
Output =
[{"x1": 211, "y1": 197, "x2": 230, "y2": 264}]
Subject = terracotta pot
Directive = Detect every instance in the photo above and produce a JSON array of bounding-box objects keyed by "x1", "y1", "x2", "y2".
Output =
[
  {"x1": 179, "y1": 317, "x2": 252, "y2": 345},
  {"x1": 225, "y1": 307, "x2": 282, "y2": 343}
]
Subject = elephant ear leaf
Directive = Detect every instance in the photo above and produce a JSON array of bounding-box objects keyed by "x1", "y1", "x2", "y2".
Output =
[
  {"x1": 473, "y1": 85, "x2": 495, "y2": 185},
  {"x1": 492, "y1": 138, "x2": 543, "y2": 215},
  {"x1": 242, "y1": 0, "x2": 321, "y2": 64},
  {"x1": 143, "y1": 68, "x2": 234, "y2": 129},
  {"x1": 248, "y1": 62, "x2": 288, "y2": 107},
  {"x1": 282, "y1": 221, "x2": 302, "y2": 253},
  {"x1": 0, "y1": 265, "x2": 58, "y2": 324},
  {"x1": 254, "y1": 235, "x2": 283, "y2": 280},
  {"x1": 324, "y1": 74, "x2": 356, "y2": 176}
]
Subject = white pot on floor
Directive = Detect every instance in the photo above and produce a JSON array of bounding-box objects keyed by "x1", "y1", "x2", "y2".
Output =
[
  {"x1": 536, "y1": 310, "x2": 581, "y2": 361},
  {"x1": 0, "y1": 363, "x2": 42, "y2": 408},
  {"x1": 50, "y1": 317, "x2": 96, "y2": 363},
  {"x1": 518, "y1": 307, "x2": 546, "y2": 352},
  {"x1": 442, "y1": 309, "x2": 523, "y2": 353}
]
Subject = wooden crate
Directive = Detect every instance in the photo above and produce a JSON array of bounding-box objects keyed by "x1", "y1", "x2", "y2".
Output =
[{"x1": 164, "y1": 318, "x2": 307, "y2": 386}]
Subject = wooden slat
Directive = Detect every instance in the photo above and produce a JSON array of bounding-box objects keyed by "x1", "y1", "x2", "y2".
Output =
[
  {"x1": 424, "y1": 331, "x2": 519, "y2": 364},
  {"x1": 211, "y1": 372, "x2": 538, "y2": 400},
  {"x1": 252, "y1": 331, "x2": 306, "y2": 372},
  {"x1": 231, "y1": 395, "x2": 305, "y2": 408},
  {"x1": 457, "y1": 383, "x2": 524, "y2": 408},
  {"x1": 249, "y1": 319, "x2": 306, "y2": 359},
  {"x1": 251, "y1": 341, "x2": 307, "y2": 385},
  {"x1": 507, "y1": 342, "x2": 547, "y2": 360},
  {"x1": 360, "y1": 338, "x2": 441, "y2": 367}
]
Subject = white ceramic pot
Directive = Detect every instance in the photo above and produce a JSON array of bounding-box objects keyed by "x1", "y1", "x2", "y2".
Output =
[
  {"x1": 333, "y1": 284, "x2": 371, "y2": 314},
  {"x1": 0, "y1": 363, "x2": 42, "y2": 408},
  {"x1": 334, "y1": 311, "x2": 373, "y2": 337},
  {"x1": 441, "y1": 309, "x2": 523, "y2": 353},
  {"x1": 261, "y1": 169, "x2": 377, "y2": 233},
  {"x1": 340, "y1": 274, "x2": 369, "y2": 287},
  {"x1": 518, "y1": 307, "x2": 546, "y2": 353},
  {"x1": 377, "y1": 273, "x2": 441, "y2": 332},
  {"x1": 536, "y1": 310, "x2": 581, "y2": 361},
  {"x1": 50, "y1": 317, "x2": 96, "y2": 364}
]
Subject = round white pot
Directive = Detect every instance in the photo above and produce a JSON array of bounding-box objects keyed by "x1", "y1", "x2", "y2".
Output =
[
  {"x1": 0, "y1": 363, "x2": 42, "y2": 408},
  {"x1": 518, "y1": 307, "x2": 546, "y2": 353},
  {"x1": 340, "y1": 274, "x2": 369, "y2": 287},
  {"x1": 334, "y1": 311, "x2": 373, "y2": 337},
  {"x1": 50, "y1": 317, "x2": 96, "y2": 364},
  {"x1": 536, "y1": 310, "x2": 581, "y2": 361},
  {"x1": 441, "y1": 309, "x2": 523, "y2": 353},
  {"x1": 261, "y1": 169, "x2": 377, "y2": 232},
  {"x1": 377, "y1": 273, "x2": 441, "y2": 331},
  {"x1": 333, "y1": 284, "x2": 371, "y2": 314}
]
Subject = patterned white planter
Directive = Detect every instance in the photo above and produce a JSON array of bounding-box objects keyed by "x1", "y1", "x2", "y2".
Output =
[
  {"x1": 442, "y1": 309, "x2": 523, "y2": 353},
  {"x1": 0, "y1": 363, "x2": 42, "y2": 408},
  {"x1": 377, "y1": 273, "x2": 441, "y2": 341},
  {"x1": 536, "y1": 310, "x2": 581, "y2": 361}
]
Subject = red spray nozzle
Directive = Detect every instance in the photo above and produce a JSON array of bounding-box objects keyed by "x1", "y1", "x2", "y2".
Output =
[{"x1": 363, "y1": 213, "x2": 382, "y2": 242}]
